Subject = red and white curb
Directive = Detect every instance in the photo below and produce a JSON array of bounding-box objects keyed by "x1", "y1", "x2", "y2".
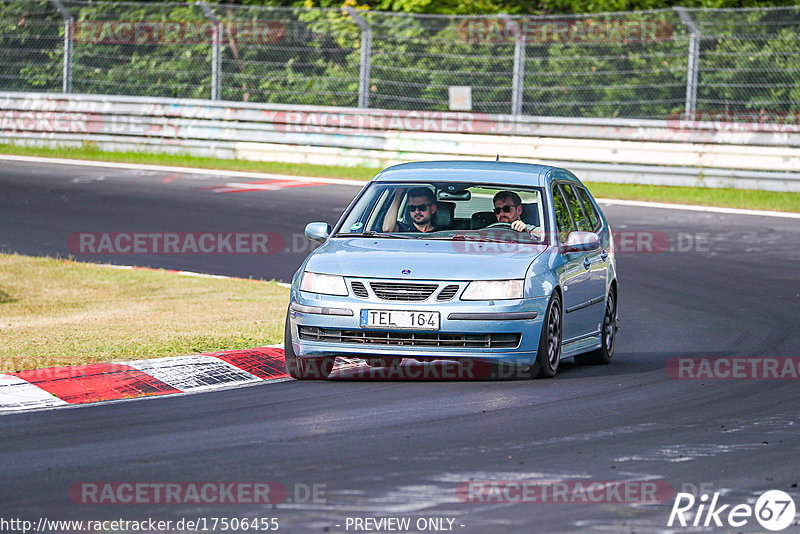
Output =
[
  {"x1": 0, "y1": 263, "x2": 300, "y2": 414},
  {"x1": 0, "y1": 347, "x2": 290, "y2": 413},
  {"x1": 0, "y1": 349, "x2": 492, "y2": 412}
]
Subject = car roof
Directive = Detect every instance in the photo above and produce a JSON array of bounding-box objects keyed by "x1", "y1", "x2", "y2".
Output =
[{"x1": 372, "y1": 161, "x2": 581, "y2": 188}]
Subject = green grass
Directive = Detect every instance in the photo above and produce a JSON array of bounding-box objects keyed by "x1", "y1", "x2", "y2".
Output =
[
  {"x1": 584, "y1": 182, "x2": 800, "y2": 213},
  {"x1": 0, "y1": 253, "x2": 289, "y2": 371},
  {"x1": 1, "y1": 142, "x2": 798, "y2": 213}
]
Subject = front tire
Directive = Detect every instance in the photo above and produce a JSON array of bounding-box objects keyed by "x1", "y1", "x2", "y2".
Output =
[
  {"x1": 575, "y1": 289, "x2": 616, "y2": 365},
  {"x1": 530, "y1": 292, "x2": 562, "y2": 378},
  {"x1": 284, "y1": 312, "x2": 334, "y2": 380}
]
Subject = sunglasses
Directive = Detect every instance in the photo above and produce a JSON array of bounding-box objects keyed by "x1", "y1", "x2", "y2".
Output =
[
  {"x1": 407, "y1": 203, "x2": 431, "y2": 212},
  {"x1": 494, "y1": 204, "x2": 519, "y2": 214}
]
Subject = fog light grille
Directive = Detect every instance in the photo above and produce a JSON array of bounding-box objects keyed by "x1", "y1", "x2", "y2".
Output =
[
  {"x1": 351, "y1": 281, "x2": 369, "y2": 298},
  {"x1": 437, "y1": 285, "x2": 459, "y2": 301}
]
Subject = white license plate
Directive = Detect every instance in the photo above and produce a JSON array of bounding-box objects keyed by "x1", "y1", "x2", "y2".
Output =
[{"x1": 360, "y1": 309, "x2": 440, "y2": 330}]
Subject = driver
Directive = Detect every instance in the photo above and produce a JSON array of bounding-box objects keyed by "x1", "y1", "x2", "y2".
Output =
[
  {"x1": 493, "y1": 191, "x2": 536, "y2": 234},
  {"x1": 383, "y1": 187, "x2": 438, "y2": 233}
]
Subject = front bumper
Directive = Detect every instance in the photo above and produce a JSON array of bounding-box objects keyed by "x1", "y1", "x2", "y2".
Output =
[{"x1": 288, "y1": 281, "x2": 549, "y2": 368}]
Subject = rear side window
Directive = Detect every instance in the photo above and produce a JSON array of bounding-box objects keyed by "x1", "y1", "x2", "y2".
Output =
[
  {"x1": 575, "y1": 187, "x2": 600, "y2": 230},
  {"x1": 552, "y1": 185, "x2": 574, "y2": 243},
  {"x1": 560, "y1": 184, "x2": 592, "y2": 232}
]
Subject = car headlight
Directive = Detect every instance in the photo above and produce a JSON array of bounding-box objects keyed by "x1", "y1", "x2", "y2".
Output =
[
  {"x1": 461, "y1": 280, "x2": 524, "y2": 300},
  {"x1": 299, "y1": 272, "x2": 348, "y2": 296}
]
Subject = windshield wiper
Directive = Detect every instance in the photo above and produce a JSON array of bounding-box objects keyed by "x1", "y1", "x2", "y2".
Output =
[
  {"x1": 425, "y1": 234, "x2": 539, "y2": 244},
  {"x1": 422, "y1": 234, "x2": 504, "y2": 242},
  {"x1": 339, "y1": 231, "x2": 415, "y2": 239}
]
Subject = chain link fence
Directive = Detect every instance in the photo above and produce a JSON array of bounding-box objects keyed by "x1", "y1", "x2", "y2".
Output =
[{"x1": 2, "y1": 0, "x2": 799, "y2": 120}]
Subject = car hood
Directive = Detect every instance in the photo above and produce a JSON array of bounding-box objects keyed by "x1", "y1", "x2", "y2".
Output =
[{"x1": 304, "y1": 237, "x2": 546, "y2": 281}]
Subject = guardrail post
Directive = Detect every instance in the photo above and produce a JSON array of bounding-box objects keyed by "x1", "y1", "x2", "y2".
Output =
[
  {"x1": 675, "y1": 7, "x2": 700, "y2": 121},
  {"x1": 345, "y1": 7, "x2": 371, "y2": 109},
  {"x1": 501, "y1": 14, "x2": 524, "y2": 116},
  {"x1": 49, "y1": 0, "x2": 72, "y2": 93},
  {"x1": 198, "y1": 1, "x2": 221, "y2": 100}
]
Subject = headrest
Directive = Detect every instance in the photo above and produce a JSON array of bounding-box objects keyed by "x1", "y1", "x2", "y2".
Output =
[
  {"x1": 521, "y1": 203, "x2": 540, "y2": 227},
  {"x1": 433, "y1": 201, "x2": 455, "y2": 229},
  {"x1": 470, "y1": 211, "x2": 496, "y2": 229}
]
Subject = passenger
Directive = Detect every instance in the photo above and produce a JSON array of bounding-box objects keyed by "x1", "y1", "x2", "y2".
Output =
[
  {"x1": 493, "y1": 191, "x2": 536, "y2": 234},
  {"x1": 383, "y1": 187, "x2": 438, "y2": 233}
]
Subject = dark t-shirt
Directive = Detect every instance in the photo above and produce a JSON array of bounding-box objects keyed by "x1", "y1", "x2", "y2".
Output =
[
  {"x1": 397, "y1": 220, "x2": 420, "y2": 232},
  {"x1": 397, "y1": 220, "x2": 437, "y2": 233}
]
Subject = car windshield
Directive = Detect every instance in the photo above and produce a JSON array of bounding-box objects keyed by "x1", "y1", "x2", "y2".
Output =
[{"x1": 336, "y1": 182, "x2": 548, "y2": 245}]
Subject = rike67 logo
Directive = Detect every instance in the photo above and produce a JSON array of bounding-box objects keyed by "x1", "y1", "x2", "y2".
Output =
[{"x1": 668, "y1": 490, "x2": 796, "y2": 531}]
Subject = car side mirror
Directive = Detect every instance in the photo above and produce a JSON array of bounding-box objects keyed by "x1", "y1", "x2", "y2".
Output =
[
  {"x1": 562, "y1": 231, "x2": 600, "y2": 253},
  {"x1": 305, "y1": 222, "x2": 331, "y2": 243}
]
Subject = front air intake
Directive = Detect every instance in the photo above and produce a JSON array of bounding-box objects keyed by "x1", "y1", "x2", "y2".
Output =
[
  {"x1": 437, "y1": 285, "x2": 459, "y2": 301},
  {"x1": 369, "y1": 282, "x2": 438, "y2": 302},
  {"x1": 351, "y1": 281, "x2": 369, "y2": 298}
]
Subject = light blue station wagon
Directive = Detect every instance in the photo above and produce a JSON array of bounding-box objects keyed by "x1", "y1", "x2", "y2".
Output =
[{"x1": 285, "y1": 161, "x2": 618, "y2": 379}]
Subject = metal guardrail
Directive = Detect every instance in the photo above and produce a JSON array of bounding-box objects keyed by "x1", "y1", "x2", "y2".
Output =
[{"x1": 1, "y1": 92, "x2": 799, "y2": 192}]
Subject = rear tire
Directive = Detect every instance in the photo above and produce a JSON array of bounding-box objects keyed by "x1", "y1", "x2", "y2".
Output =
[
  {"x1": 530, "y1": 293, "x2": 562, "y2": 378},
  {"x1": 575, "y1": 289, "x2": 616, "y2": 365},
  {"x1": 284, "y1": 312, "x2": 334, "y2": 380}
]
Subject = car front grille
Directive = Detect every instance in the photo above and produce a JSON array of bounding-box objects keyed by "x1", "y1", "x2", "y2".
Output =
[
  {"x1": 369, "y1": 282, "x2": 438, "y2": 302},
  {"x1": 298, "y1": 326, "x2": 520, "y2": 348}
]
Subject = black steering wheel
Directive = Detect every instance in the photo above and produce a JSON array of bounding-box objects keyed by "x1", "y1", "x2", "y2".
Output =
[{"x1": 483, "y1": 222, "x2": 513, "y2": 229}]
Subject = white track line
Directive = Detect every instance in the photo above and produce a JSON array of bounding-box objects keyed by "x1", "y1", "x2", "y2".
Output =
[
  {"x1": 94, "y1": 263, "x2": 292, "y2": 287},
  {"x1": 595, "y1": 198, "x2": 800, "y2": 219}
]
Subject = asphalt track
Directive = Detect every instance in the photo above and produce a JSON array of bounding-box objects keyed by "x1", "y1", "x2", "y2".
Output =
[{"x1": 1, "y1": 159, "x2": 800, "y2": 533}]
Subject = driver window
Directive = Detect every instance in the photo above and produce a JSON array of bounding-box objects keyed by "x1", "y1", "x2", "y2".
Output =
[{"x1": 365, "y1": 187, "x2": 395, "y2": 232}]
